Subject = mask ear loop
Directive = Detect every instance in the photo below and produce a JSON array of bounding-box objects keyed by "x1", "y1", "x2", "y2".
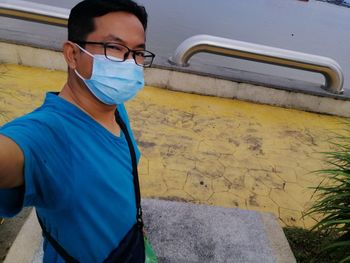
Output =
[
  {"x1": 75, "y1": 43, "x2": 95, "y2": 58},
  {"x1": 74, "y1": 44, "x2": 95, "y2": 81},
  {"x1": 74, "y1": 68, "x2": 87, "y2": 81}
]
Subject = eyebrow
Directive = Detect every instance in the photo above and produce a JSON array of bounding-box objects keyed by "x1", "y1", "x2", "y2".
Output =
[{"x1": 103, "y1": 34, "x2": 146, "y2": 49}]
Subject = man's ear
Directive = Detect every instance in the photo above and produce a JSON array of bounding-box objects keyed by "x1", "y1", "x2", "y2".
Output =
[{"x1": 63, "y1": 41, "x2": 78, "y2": 70}]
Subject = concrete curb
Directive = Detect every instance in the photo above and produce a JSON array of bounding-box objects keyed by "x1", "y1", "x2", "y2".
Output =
[
  {"x1": 146, "y1": 67, "x2": 350, "y2": 117},
  {"x1": 1, "y1": 41, "x2": 349, "y2": 117},
  {"x1": 4, "y1": 210, "x2": 41, "y2": 263},
  {"x1": 260, "y1": 213, "x2": 296, "y2": 263},
  {"x1": 0, "y1": 42, "x2": 66, "y2": 71}
]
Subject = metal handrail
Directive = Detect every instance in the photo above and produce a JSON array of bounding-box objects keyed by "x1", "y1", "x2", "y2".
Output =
[
  {"x1": 169, "y1": 35, "x2": 344, "y2": 94},
  {"x1": 0, "y1": 0, "x2": 68, "y2": 27}
]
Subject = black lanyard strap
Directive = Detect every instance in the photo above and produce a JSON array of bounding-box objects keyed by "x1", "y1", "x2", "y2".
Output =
[
  {"x1": 36, "y1": 214, "x2": 79, "y2": 263},
  {"x1": 114, "y1": 109, "x2": 143, "y2": 227}
]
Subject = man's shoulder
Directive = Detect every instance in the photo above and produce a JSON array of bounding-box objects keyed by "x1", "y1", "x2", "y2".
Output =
[
  {"x1": 2, "y1": 106, "x2": 59, "y2": 129},
  {"x1": 0, "y1": 105, "x2": 65, "y2": 146}
]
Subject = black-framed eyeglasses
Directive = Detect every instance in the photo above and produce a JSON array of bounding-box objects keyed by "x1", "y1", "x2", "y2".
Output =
[{"x1": 75, "y1": 41, "x2": 155, "y2": 68}]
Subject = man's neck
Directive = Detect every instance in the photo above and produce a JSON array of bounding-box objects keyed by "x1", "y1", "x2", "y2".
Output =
[{"x1": 59, "y1": 78, "x2": 119, "y2": 131}]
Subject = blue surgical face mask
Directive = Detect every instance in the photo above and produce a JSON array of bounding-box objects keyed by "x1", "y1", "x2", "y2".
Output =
[{"x1": 74, "y1": 45, "x2": 144, "y2": 105}]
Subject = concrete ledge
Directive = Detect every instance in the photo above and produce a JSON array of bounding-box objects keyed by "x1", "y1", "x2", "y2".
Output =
[
  {"x1": 4, "y1": 210, "x2": 42, "y2": 263},
  {"x1": 1, "y1": 41, "x2": 349, "y2": 117},
  {"x1": 260, "y1": 213, "x2": 296, "y2": 263},
  {"x1": 5, "y1": 199, "x2": 296, "y2": 263},
  {"x1": 143, "y1": 199, "x2": 296, "y2": 263},
  {"x1": 0, "y1": 42, "x2": 66, "y2": 71},
  {"x1": 146, "y1": 67, "x2": 350, "y2": 117}
]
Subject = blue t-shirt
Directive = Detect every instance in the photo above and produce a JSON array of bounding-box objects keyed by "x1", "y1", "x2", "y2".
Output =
[{"x1": 0, "y1": 93, "x2": 141, "y2": 262}]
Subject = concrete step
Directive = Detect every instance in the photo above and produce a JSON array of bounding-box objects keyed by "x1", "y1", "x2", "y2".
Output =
[{"x1": 4, "y1": 199, "x2": 296, "y2": 263}]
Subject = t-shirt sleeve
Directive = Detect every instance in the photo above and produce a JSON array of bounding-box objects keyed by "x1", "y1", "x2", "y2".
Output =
[
  {"x1": 117, "y1": 104, "x2": 141, "y2": 162},
  {"x1": 0, "y1": 115, "x2": 72, "y2": 217}
]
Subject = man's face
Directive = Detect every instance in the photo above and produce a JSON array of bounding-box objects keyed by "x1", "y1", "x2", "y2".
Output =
[{"x1": 74, "y1": 11, "x2": 145, "y2": 79}]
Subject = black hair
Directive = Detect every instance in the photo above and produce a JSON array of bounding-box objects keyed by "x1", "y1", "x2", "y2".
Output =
[{"x1": 68, "y1": 0, "x2": 148, "y2": 43}]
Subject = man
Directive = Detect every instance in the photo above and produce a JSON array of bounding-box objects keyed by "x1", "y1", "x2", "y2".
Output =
[{"x1": 0, "y1": 0, "x2": 155, "y2": 262}]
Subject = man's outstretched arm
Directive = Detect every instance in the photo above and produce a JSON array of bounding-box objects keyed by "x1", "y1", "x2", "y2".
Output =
[{"x1": 0, "y1": 135, "x2": 24, "y2": 188}]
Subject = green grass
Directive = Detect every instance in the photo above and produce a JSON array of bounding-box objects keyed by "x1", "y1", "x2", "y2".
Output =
[
  {"x1": 284, "y1": 227, "x2": 341, "y2": 263},
  {"x1": 286, "y1": 120, "x2": 350, "y2": 263},
  {"x1": 304, "y1": 120, "x2": 350, "y2": 262}
]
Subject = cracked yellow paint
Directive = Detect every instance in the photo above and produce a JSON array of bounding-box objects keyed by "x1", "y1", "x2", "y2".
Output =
[
  {"x1": 284, "y1": 183, "x2": 313, "y2": 206},
  {"x1": 0, "y1": 64, "x2": 345, "y2": 228},
  {"x1": 247, "y1": 194, "x2": 279, "y2": 215},
  {"x1": 279, "y1": 208, "x2": 305, "y2": 228},
  {"x1": 162, "y1": 169, "x2": 188, "y2": 190},
  {"x1": 208, "y1": 192, "x2": 246, "y2": 209}
]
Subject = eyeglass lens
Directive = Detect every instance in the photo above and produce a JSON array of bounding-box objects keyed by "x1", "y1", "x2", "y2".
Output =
[{"x1": 104, "y1": 43, "x2": 154, "y2": 66}]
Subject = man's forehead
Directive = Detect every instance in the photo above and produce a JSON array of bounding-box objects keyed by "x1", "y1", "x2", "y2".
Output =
[
  {"x1": 102, "y1": 34, "x2": 146, "y2": 48},
  {"x1": 88, "y1": 12, "x2": 145, "y2": 46},
  {"x1": 93, "y1": 12, "x2": 144, "y2": 32}
]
